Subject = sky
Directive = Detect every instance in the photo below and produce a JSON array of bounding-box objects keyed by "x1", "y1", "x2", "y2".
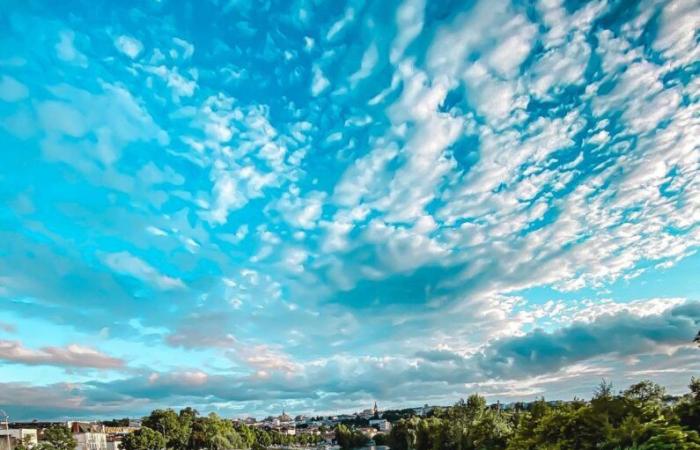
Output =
[{"x1": 0, "y1": 0, "x2": 699, "y2": 421}]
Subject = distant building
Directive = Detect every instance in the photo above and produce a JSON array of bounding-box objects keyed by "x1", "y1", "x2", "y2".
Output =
[
  {"x1": 357, "y1": 428, "x2": 377, "y2": 438},
  {"x1": 359, "y1": 402, "x2": 380, "y2": 419},
  {"x1": 413, "y1": 404, "x2": 432, "y2": 417},
  {"x1": 71, "y1": 422, "x2": 107, "y2": 450},
  {"x1": 320, "y1": 430, "x2": 336, "y2": 444},
  {"x1": 0, "y1": 429, "x2": 39, "y2": 450},
  {"x1": 369, "y1": 419, "x2": 391, "y2": 432},
  {"x1": 278, "y1": 411, "x2": 293, "y2": 424},
  {"x1": 105, "y1": 436, "x2": 121, "y2": 450},
  {"x1": 103, "y1": 427, "x2": 138, "y2": 436}
]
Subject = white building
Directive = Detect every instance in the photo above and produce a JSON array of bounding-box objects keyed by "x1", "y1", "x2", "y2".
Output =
[
  {"x1": 0, "y1": 429, "x2": 39, "y2": 450},
  {"x1": 74, "y1": 431, "x2": 107, "y2": 450},
  {"x1": 70, "y1": 423, "x2": 107, "y2": 450},
  {"x1": 369, "y1": 419, "x2": 391, "y2": 432},
  {"x1": 106, "y1": 438, "x2": 121, "y2": 450}
]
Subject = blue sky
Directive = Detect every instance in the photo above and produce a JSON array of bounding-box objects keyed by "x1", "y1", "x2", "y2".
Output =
[{"x1": 0, "y1": 0, "x2": 699, "y2": 420}]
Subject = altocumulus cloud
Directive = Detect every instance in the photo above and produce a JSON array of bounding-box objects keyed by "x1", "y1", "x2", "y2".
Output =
[{"x1": 0, "y1": 0, "x2": 698, "y2": 419}]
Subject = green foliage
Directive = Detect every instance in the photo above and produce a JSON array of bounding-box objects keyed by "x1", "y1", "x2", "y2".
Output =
[
  {"x1": 677, "y1": 377, "x2": 700, "y2": 433},
  {"x1": 334, "y1": 423, "x2": 369, "y2": 449},
  {"x1": 387, "y1": 379, "x2": 700, "y2": 450},
  {"x1": 41, "y1": 426, "x2": 78, "y2": 450},
  {"x1": 143, "y1": 409, "x2": 190, "y2": 450},
  {"x1": 390, "y1": 394, "x2": 512, "y2": 450},
  {"x1": 373, "y1": 433, "x2": 389, "y2": 445},
  {"x1": 121, "y1": 427, "x2": 166, "y2": 450},
  {"x1": 126, "y1": 408, "x2": 321, "y2": 450},
  {"x1": 382, "y1": 409, "x2": 421, "y2": 422},
  {"x1": 102, "y1": 418, "x2": 130, "y2": 427},
  {"x1": 637, "y1": 423, "x2": 700, "y2": 449},
  {"x1": 14, "y1": 435, "x2": 36, "y2": 450}
]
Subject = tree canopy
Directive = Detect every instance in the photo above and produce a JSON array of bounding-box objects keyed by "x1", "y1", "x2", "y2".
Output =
[
  {"x1": 387, "y1": 378, "x2": 700, "y2": 450},
  {"x1": 37, "y1": 426, "x2": 78, "y2": 450},
  {"x1": 127, "y1": 409, "x2": 321, "y2": 450}
]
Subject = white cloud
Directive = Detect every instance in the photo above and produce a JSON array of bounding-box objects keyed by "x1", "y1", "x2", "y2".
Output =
[
  {"x1": 529, "y1": 32, "x2": 591, "y2": 97},
  {"x1": 334, "y1": 144, "x2": 398, "y2": 207},
  {"x1": 274, "y1": 190, "x2": 326, "y2": 229},
  {"x1": 102, "y1": 251, "x2": 184, "y2": 290},
  {"x1": 349, "y1": 43, "x2": 379, "y2": 86},
  {"x1": 653, "y1": 0, "x2": 700, "y2": 67},
  {"x1": 485, "y1": 15, "x2": 537, "y2": 78},
  {"x1": 55, "y1": 30, "x2": 87, "y2": 66},
  {"x1": 172, "y1": 37, "x2": 195, "y2": 59},
  {"x1": 149, "y1": 65, "x2": 197, "y2": 98},
  {"x1": 34, "y1": 82, "x2": 169, "y2": 191},
  {"x1": 326, "y1": 7, "x2": 355, "y2": 41},
  {"x1": 310, "y1": 64, "x2": 330, "y2": 96},
  {"x1": 0, "y1": 340, "x2": 124, "y2": 369},
  {"x1": 0, "y1": 75, "x2": 29, "y2": 102},
  {"x1": 463, "y1": 63, "x2": 522, "y2": 121},
  {"x1": 592, "y1": 60, "x2": 680, "y2": 134},
  {"x1": 37, "y1": 101, "x2": 87, "y2": 137},
  {"x1": 115, "y1": 35, "x2": 143, "y2": 59},
  {"x1": 391, "y1": 0, "x2": 426, "y2": 63}
]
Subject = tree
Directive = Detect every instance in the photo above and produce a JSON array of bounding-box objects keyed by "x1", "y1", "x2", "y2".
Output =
[
  {"x1": 41, "y1": 426, "x2": 78, "y2": 450},
  {"x1": 637, "y1": 423, "x2": 700, "y2": 449},
  {"x1": 233, "y1": 423, "x2": 255, "y2": 448},
  {"x1": 188, "y1": 413, "x2": 241, "y2": 450},
  {"x1": 624, "y1": 380, "x2": 666, "y2": 404},
  {"x1": 121, "y1": 428, "x2": 166, "y2": 450},
  {"x1": 102, "y1": 419, "x2": 130, "y2": 427},
  {"x1": 14, "y1": 435, "x2": 36, "y2": 450},
  {"x1": 593, "y1": 379, "x2": 614, "y2": 400},
  {"x1": 255, "y1": 429, "x2": 272, "y2": 448},
  {"x1": 143, "y1": 409, "x2": 188, "y2": 450},
  {"x1": 678, "y1": 377, "x2": 700, "y2": 432},
  {"x1": 335, "y1": 424, "x2": 369, "y2": 449},
  {"x1": 373, "y1": 433, "x2": 388, "y2": 446},
  {"x1": 622, "y1": 380, "x2": 667, "y2": 423}
]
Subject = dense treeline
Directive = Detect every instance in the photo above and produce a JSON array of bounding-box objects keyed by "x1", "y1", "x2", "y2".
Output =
[
  {"x1": 334, "y1": 424, "x2": 370, "y2": 449},
  {"x1": 122, "y1": 408, "x2": 322, "y2": 450},
  {"x1": 388, "y1": 378, "x2": 700, "y2": 450}
]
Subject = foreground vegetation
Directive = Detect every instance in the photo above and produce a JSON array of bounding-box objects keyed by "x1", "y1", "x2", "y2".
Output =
[
  {"x1": 386, "y1": 378, "x2": 700, "y2": 450},
  {"x1": 125, "y1": 408, "x2": 323, "y2": 450}
]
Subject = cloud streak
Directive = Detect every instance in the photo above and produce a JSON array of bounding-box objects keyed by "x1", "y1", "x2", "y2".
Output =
[{"x1": 0, "y1": 340, "x2": 125, "y2": 369}]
